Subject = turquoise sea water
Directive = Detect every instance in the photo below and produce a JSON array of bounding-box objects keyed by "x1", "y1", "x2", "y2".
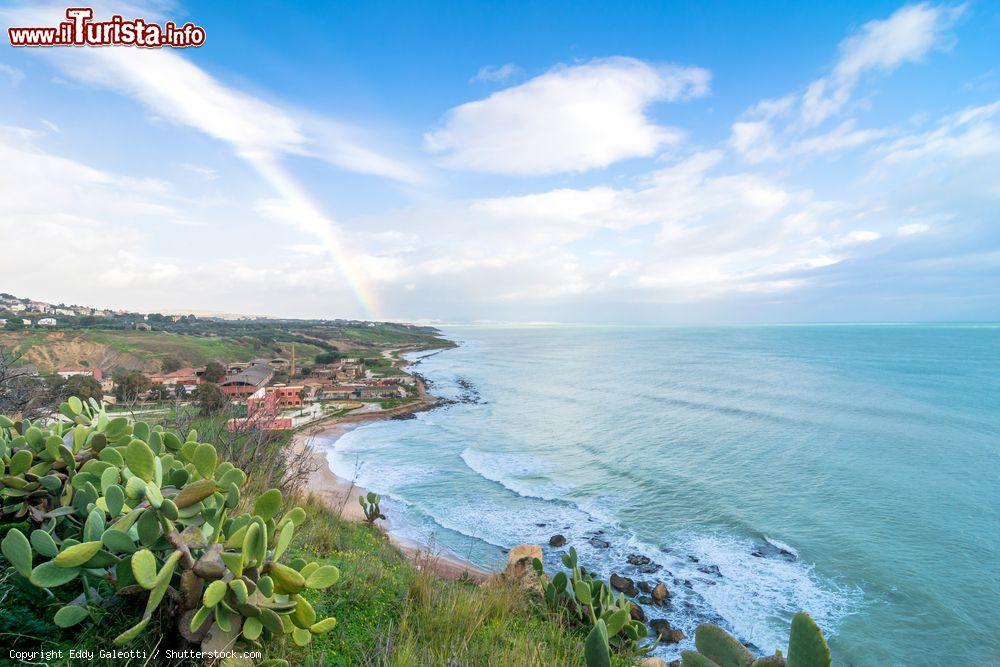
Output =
[{"x1": 317, "y1": 325, "x2": 1000, "y2": 666}]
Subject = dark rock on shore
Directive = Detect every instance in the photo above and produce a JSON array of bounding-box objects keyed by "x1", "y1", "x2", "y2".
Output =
[
  {"x1": 637, "y1": 563, "x2": 663, "y2": 574},
  {"x1": 649, "y1": 619, "x2": 684, "y2": 644},
  {"x1": 589, "y1": 537, "x2": 610, "y2": 549},
  {"x1": 609, "y1": 573, "x2": 639, "y2": 597},
  {"x1": 687, "y1": 555, "x2": 700, "y2": 563},
  {"x1": 627, "y1": 554, "x2": 651, "y2": 566},
  {"x1": 548, "y1": 534, "x2": 566, "y2": 547},
  {"x1": 638, "y1": 595, "x2": 654, "y2": 605},
  {"x1": 637, "y1": 581, "x2": 652, "y2": 594},
  {"x1": 752, "y1": 542, "x2": 797, "y2": 561},
  {"x1": 630, "y1": 604, "x2": 646, "y2": 622},
  {"x1": 651, "y1": 582, "x2": 669, "y2": 604},
  {"x1": 698, "y1": 565, "x2": 721, "y2": 577}
]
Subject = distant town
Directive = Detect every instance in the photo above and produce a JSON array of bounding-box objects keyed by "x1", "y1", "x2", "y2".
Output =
[{"x1": 0, "y1": 292, "x2": 451, "y2": 431}]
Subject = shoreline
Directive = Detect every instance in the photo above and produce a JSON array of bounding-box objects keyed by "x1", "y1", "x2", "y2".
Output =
[{"x1": 289, "y1": 354, "x2": 492, "y2": 583}]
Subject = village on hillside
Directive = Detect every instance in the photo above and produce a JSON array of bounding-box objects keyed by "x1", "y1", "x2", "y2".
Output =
[
  {"x1": 0, "y1": 293, "x2": 446, "y2": 431},
  {"x1": 49, "y1": 352, "x2": 420, "y2": 431}
]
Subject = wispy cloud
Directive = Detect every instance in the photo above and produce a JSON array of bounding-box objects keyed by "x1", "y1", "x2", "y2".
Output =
[
  {"x1": 470, "y1": 63, "x2": 522, "y2": 83},
  {"x1": 730, "y1": 3, "x2": 964, "y2": 163}
]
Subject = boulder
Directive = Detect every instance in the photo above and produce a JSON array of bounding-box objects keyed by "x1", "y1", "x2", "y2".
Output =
[
  {"x1": 638, "y1": 595, "x2": 654, "y2": 605},
  {"x1": 667, "y1": 629, "x2": 685, "y2": 644},
  {"x1": 638, "y1": 659, "x2": 668, "y2": 667},
  {"x1": 609, "y1": 573, "x2": 639, "y2": 597},
  {"x1": 698, "y1": 565, "x2": 721, "y2": 577},
  {"x1": 589, "y1": 537, "x2": 610, "y2": 549},
  {"x1": 638, "y1": 563, "x2": 663, "y2": 574},
  {"x1": 627, "y1": 553, "x2": 651, "y2": 566},
  {"x1": 651, "y1": 582, "x2": 669, "y2": 604},
  {"x1": 629, "y1": 603, "x2": 646, "y2": 622},
  {"x1": 638, "y1": 581, "x2": 652, "y2": 594},
  {"x1": 505, "y1": 544, "x2": 542, "y2": 587},
  {"x1": 548, "y1": 534, "x2": 567, "y2": 547},
  {"x1": 649, "y1": 619, "x2": 672, "y2": 641}
]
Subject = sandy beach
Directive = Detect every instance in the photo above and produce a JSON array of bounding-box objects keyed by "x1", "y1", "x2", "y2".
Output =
[{"x1": 289, "y1": 393, "x2": 492, "y2": 583}]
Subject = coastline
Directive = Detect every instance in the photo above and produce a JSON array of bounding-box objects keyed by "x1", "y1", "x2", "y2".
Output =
[{"x1": 289, "y1": 355, "x2": 492, "y2": 583}]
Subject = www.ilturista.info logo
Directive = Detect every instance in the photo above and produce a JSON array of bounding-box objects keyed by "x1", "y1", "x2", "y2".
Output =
[{"x1": 7, "y1": 7, "x2": 205, "y2": 48}]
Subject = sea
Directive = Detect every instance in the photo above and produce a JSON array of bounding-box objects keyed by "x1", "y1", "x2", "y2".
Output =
[{"x1": 314, "y1": 325, "x2": 1000, "y2": 666}]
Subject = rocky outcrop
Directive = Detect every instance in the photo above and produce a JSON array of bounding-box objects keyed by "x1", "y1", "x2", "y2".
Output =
[
  {"x1": 630, "y1": 603, "x2": 646, "y2": 622},
  {"x1": 638, "y1": 658, "x2": 668, "y2": 667},
  {"x1": 649, "y1": 619, "x2": 684, "y2": 644},
  {"x1": 504, "y1": 544, "x2": 542, "y2": 588},
  {"x1": 609, "y1": 573, "x2": 639, "y2": 597},
  {"x1": 627, "y1": 553, "x2": 651, "y2": 565},
  {"x1": 548, "y1": 534, "x2": 566, "y2": 547},
  {"x1": 589, "y1": 537, "x2": 610, "y2": 549},
  {"x1": 651, "y1": 582, "x2": 669, "y2": 604}
]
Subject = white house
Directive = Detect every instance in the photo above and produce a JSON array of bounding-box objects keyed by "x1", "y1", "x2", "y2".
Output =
[
  {"x1": 9, "y1": 304, "x2": 26, "y2": 312},
  {"x1": 38, "y1": 317, "x2": 57, "y2": 326},
  {"x1": 21, "y1": 319, "x2": 32, "y2": 326}
]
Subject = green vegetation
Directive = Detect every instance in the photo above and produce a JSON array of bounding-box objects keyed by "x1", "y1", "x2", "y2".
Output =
[
  {"x1": 681, "y1": 612, "x2": 831, "y2": 667},
  {"x1": 532, "y1": 546, "x2": 648, "y2": 666},
  {"x1": 358, "y1": 492, "x2": 385, "y2": 525},
  {"x1": 0, "y1": 398, "x2": 340, "y2": 654}
]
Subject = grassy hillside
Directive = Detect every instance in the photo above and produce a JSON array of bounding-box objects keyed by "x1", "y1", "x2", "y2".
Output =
[
  {"x1": 0, "y1": 330, "x2": 323, "y2": 372},
  {"x1": 0, "y1": 320, "x2": 451, "y2": 373}
]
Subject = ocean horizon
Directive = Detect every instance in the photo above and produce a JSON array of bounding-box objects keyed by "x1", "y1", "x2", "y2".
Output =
[{"x1": 318, "y1": 324, "x2": 1000, "y2": 665}]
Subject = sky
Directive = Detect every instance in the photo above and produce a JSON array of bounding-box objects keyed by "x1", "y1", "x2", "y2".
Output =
[{"x1": 0, "y1": 1, "x2": 998, "y2": 323}]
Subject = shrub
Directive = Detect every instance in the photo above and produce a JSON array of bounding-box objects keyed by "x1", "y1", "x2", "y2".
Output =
[{"x1": 0, "y1": 398, "x2": 342, "y2": 653}]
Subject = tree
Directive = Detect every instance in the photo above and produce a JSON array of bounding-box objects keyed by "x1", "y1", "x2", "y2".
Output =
[
  {"x1": 148, "y1": 385, "x2": 172, "y2": 402},
  {"x1": 59, "y1": 374, "x2": 103, "y2": 402},
  {"x1": 160, "y1": 356, "x2": 183, "y2": 373},
  {"x1": 315, "y1": 351, "x2": 340, "y2": 365},
  {"x1": 113, "y1": 370, "x2": 151, "y2": 403},
  {"x1": 202, "y1": 361, "x2": 226, "y2": 383},
  {"x1": 0, "y1": 346, "x2": 55, "y2": 419},
  {"x1": 193, "y1": 382, "x2": 228, "y2": 415}
]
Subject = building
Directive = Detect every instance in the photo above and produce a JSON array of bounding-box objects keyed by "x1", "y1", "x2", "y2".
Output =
[
  {"x1": 38, "y1": 317, "x2": 57, "y2": 326},
  {"x1": 8, "y1": 304, "x2": 25, "y2": 312},
  {"x1": 21, "y1": 319, "x2": 31, "y2": 326},
  {"x1": 0, "y1": 319, "x2": 6, "y2": 326},
  {"x1": 218, "y1": 362, "x2": 274, "y2": 399},
  {"x1": 247, "y1": 385, "x2": 303, "y2": 413},
  {"x1": 318, "y1": 385, "x2": 358, "y2": 400},
  {"x1": 358, "y1": 384, "x2": 405, "y2": 399},
  {"x1": 147, "y1": 367, "x2": 201, "y2": 392},
  {"x1": 57, "y1": 367, "x2": 103, "y2": 380}
]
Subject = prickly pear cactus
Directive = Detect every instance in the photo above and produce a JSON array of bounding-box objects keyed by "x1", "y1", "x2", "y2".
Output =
[
  {"x1": 694, "y1": 623, "x2": 756, "y2": 667},
  {"x1": 682, "y1": 612, "x2": 828, "y2": 667},
  {"x1": 358, "y1": 491, "x2": 385, "y2": 524},
  {"x1": 0, "y1": 398, "x2": 341, "y2": 650},
  {"x1": 786, "y1": 611, "x2": 830, "y2": 667},
  {"x1": 531, "y1": 546, "x2": 647, "y2": 653}
]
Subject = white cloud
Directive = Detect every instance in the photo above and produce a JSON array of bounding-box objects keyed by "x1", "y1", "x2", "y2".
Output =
[
  {"x1": 730, "y1": 3, "x2": 962, "y2": 163},
  {"x1": 877, "y1": 99, "x2": 1000, "y2": 163},
  {"x1": 425, "y1": 57, "x2": 710, "y2": 175},
  {"x1": 471, "y1": 63, "x2": 522, "y2": 83},
  {"x1": 898, "y1": 223, "x2": 931, "y2": 235},
  {"x1": 802, "y1": 3, "x2": 964, "y2": 128}
]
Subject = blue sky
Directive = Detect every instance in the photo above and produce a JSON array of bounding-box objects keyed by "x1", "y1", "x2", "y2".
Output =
[{"x1": 0, "y1": 1, "x2": 997, "y2": 322}]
